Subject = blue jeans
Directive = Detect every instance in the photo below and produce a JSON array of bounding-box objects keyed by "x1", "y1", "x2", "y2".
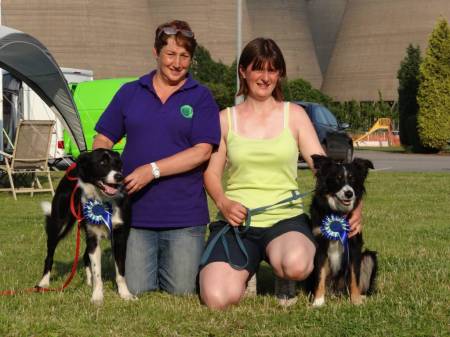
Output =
[{"x1": 125, "y1": 225, "x2": 206, "y2": 295}]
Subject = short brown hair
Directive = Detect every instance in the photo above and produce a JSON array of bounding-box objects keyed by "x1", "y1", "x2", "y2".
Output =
[
  {"x1": 237, "y1": 38, "x2": 286, "y2": 101},
  {"x1": 154, "y1": 20, "x2": 197, "y2": 57}
]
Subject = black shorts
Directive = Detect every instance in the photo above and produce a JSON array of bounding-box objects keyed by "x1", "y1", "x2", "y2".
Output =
[{"x1": 200, "y1": 213, "x2": 316, "y2": 275}]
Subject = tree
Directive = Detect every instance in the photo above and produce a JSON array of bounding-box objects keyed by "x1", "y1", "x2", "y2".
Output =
[
  {"x1": 397, "y1": 44, "x2": 422, "y2": 147},
  {"x1": 417, "y1": 18, "x2": 450, "y2": 151},
  {"x1": 191, "y1": 45, "x2": 235, "y2": 109},
  {"x1": 283, "y1": 78, "x2": 332, "y2": 106}
]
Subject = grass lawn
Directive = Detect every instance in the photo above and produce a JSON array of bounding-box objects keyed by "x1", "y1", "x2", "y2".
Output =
[{"x1": 0, "y1": 170, "x2": 449, "y2": 337}]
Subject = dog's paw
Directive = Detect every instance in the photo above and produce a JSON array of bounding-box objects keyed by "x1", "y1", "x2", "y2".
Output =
[
  {"x1": 351, "y1": 295, "x2": 363, "y2": 305},
  {"x1": 120, "y1": 292, "x2": 137, "y2": 301},
  {"x1": 277, "y1": 296, "x2": 298, "y2": 307},
  {"x1": 91, "y1": 290, "x2": 104, "y2": 305},
  {"x1": 312, "y1": 297, "x2": 325, "y2": 307},
  {"x1": 91, "y1": 296, "x2": 103, "y2": 305},
  {"x1": 118, "y1": 284, "x2": 137, "y2": 301},
  {"x1": 37, "y1": 272, "x2": 50, "y2": 288},
  {"x1": 244, "y1": 275, "x2": 257, "y2": 297}
]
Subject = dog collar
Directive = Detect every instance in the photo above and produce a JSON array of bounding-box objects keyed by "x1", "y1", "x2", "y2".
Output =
[{"x1": 82, "y1": 199, "x2": 113, "y2": 232}]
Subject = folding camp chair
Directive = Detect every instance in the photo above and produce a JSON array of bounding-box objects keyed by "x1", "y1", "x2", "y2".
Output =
[{"x1": 0, "y1": 120, "x2": 55, "y2": 200}]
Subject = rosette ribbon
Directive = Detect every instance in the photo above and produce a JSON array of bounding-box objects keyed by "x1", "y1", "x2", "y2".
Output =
[
  {"x1": 320, "y1": 214, "x2": 350, "y2": 265},
  {"x1": 82, "y1": 199, "x2": 113, "y2": 233}
]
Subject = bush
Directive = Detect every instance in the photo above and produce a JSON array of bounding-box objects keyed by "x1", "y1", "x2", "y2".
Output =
[
  {"x1": 417, "y1": 18, "x2": 450, "y2": 151},
  {"x1": 191, "y1": 45, "x2": 236, "y2": 109},
  {"x1": 397, "y1": 44, "x2": 422, "y2": 146}
]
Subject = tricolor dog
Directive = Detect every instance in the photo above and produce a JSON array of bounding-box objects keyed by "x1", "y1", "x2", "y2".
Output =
[
  {"x1": 309, "y1": 154, "x2": 377, "y2": 306},
  {"x1": 38, "y1": 149, "x2": 135, "y2": 304}
]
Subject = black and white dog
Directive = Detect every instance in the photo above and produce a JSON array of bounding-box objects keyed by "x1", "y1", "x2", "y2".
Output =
[
  {"x1": 309, "y1": 154, "x2": 377, "y2": 306},
  {"x1": 38, "y1": 149, "x2": 135, "y2": 304}
]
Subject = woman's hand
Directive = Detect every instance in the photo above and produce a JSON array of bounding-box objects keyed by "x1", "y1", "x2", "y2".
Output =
[
  {"x1": 217, "y1": 197, "x2": 248, "y2": 227},
  {"x1": 124, "y1": 164, "x2": 154, "y2": 194},
  {"x1": 348, "y1": 200, "x2": 363, "y2": 238}
]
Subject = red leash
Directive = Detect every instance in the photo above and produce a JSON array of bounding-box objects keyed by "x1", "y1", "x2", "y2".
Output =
[{"x1": 0, "y1": 164, "x2": 84, "y2": 296}]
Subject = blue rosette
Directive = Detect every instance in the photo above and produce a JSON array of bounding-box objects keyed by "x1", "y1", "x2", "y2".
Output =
[
  {"x1": 83, "y1": 199, "x2": 113, "y2": 232},
  {"x1": 320, "y1": 214, "x2": 350, "y2": 242},
  {"x1": 320, "y1": 214, "x2": 351, "y2": 267}
]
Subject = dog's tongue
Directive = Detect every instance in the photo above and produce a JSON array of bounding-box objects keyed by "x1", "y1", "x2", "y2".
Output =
[{"x1": 103, "y1": 184, "x2": 118, "y2": 196}]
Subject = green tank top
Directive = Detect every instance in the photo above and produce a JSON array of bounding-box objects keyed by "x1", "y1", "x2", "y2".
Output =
[{"x1": 221, "y1": 102, "x2": 303, "y2": 228}]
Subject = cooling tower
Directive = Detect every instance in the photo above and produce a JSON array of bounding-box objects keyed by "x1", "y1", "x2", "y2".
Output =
[
  {"x1": 246, "y1": 0, "x2": 322, "y2": 87},
  {"x1": 306, "y1": 0, "x2": 347, "y2": 75},
  {"x1": 3, "y1": 0, "x2": 448, "y2": 101},
  {"x1": 322, "y1": 0, "x2": 450, "y2": 102},
  {"x1": 2, "y1": 0, "x2": 155, "y2": 79}
]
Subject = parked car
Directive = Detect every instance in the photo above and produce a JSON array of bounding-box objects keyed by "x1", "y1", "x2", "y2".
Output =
[{"x1": 294, "y1": 101, "x2": 353, "y2": 163}]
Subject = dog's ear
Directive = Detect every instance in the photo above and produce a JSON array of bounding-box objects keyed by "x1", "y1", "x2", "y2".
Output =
[
  {"x1": 76, "y1": 151, "x2": 91, "y2": 179},
  {"x1": 311, "y1": 154, "x2": 333, "y2": 171},
  {"x1": 353, "y1": 157, "x2": 374, "y2": 170},
  {"x1": 352, "y1": 157, "x2": 374, "y2": 180}
]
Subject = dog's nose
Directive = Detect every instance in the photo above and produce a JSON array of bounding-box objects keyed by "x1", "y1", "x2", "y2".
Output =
[
  {"x1": 344, "y1": 190, "x2": 354, "y2": 199},
  {"x1": 114, "y1": 173, "x2": 124, "y2": 182}
]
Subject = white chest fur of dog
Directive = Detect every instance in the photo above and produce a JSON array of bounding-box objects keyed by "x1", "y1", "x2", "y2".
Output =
[{"x1": 77, "y1": 179, "x2": 133, "y2": 304}]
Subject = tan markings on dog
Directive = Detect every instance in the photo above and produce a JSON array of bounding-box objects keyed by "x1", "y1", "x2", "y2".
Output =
[
  {"x1": 350, "y1": 263, "x2": 362, "y2": 305},
  {"x1": 312, "y1": 226, "x2": 322, "y2": 237},
  {"x1": 313, "y1": 259, "x2": 330, "y2": 307}
]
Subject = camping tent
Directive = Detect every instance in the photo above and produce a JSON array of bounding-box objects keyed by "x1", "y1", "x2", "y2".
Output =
[{"x1": 0, "y1": 25, "x2": 86, "y2": 152}]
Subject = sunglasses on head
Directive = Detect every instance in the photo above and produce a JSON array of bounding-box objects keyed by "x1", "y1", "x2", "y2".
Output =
[{"x1": 159, "y1": 26, "x2": 194, "y2": 38}]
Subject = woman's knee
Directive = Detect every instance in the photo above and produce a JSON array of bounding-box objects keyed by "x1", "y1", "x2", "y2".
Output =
[
  {"x1": 277, "y1": 248, "x2": 315, "y2": 280},
  {"x1": 282, "y1": 257, "x2": 314, "y2": 280},
  {"x1": 200, "y1": 282, "x2": 245, "y2": 310},
  {"x1": 199, "y1": 262, "x2": 250, "y2": 309}
]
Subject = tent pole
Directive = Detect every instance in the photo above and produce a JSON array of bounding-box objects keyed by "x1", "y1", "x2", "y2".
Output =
[{"x1": 0, "y1": 0, "x2": 3, "y2": 157}]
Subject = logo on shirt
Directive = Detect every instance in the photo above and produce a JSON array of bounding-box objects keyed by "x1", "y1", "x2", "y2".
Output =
[{"x1": 180, "y1": 104, "x2": 194, "y2": 119}]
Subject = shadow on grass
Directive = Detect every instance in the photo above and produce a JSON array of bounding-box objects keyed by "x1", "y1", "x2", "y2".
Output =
[
  {"x1": 49, "y1": 247, "x2": 117, "y2": 284},
  {"x1": 256, "y1": 262, "x2": 310, "y2": 296}
]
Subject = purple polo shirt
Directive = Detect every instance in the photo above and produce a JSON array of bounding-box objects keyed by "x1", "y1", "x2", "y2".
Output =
[{"x1": 95, "y1": 71, "x2": 220, "y2": 228}]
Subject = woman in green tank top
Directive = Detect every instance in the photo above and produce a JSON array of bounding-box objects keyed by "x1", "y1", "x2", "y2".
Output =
[{"x1": 199, "y1": 38, "x2": 363, "y2": 310}]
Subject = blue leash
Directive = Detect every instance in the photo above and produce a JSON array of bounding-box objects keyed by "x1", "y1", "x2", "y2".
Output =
[{"x1": 200, "y1": 190, "x2": 311, "y2": 270}]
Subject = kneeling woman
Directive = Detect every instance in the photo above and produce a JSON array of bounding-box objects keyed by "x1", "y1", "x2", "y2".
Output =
[{"x1": 199, "y1": 37, "x2": 362, "y2": 309}]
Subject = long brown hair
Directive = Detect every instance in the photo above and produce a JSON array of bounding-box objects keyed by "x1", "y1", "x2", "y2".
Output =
[{"x1": 237, "y1": 38, "x2": 286, "y2": 101}]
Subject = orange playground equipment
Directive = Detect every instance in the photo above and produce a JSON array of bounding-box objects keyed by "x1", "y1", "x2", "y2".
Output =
[{"x1": 353, "y1": 118, "x2": 398, "y2": 146}]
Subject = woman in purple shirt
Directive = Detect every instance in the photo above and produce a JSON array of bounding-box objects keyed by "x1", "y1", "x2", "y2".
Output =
[{"x1": 93, "y1": 20, "x2": 220, "y2": 295}]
